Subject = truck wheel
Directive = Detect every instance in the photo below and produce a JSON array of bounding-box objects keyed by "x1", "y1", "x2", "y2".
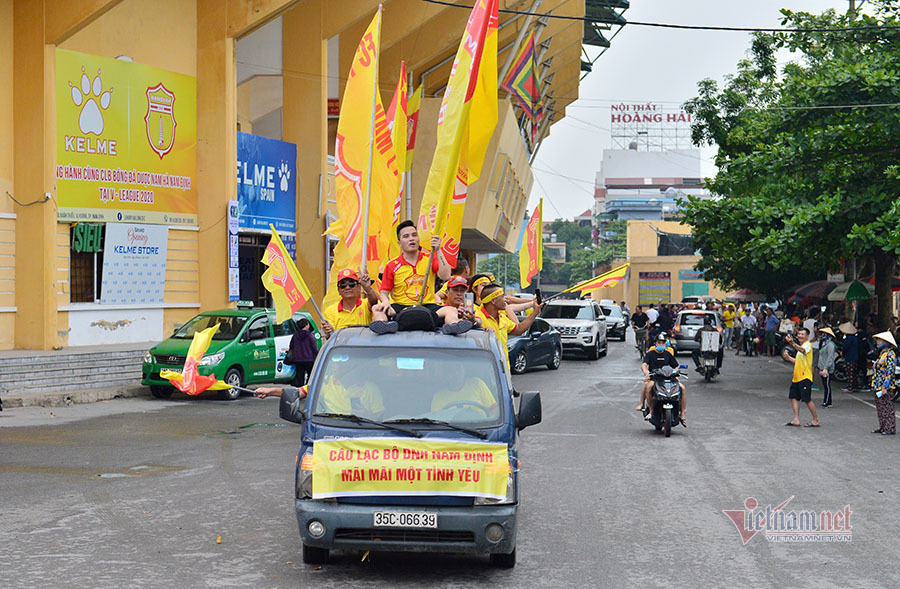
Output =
[
  {"x1": 219, "y1": 368, "x2": 242, "y2": 401},
  {"x1": 490, "y1": 548, "x2": 516, "y2": 568},
  {"x1": 301, "y1": 543, "x2": 329, "y2": 565},
  {"x1": 150, "y1": 385, "x2": 174, "y2": 399}
]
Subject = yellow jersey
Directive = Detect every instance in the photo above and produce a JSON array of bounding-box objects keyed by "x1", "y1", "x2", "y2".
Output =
[
  {"x1": 323, "y1": 298, "x2": 373, "y2": 332},
  {"x1": 381, "y1": 251, "x2": 440, "y2": 305},
  {"x1": 431, "y1": 377, "x2": 499, "y2": 417},
  {"x1": 792, "y1": 341, "x2": 814, "y2": 382},
  {"x1": 318, "y1": 378, "x2": 383, "y2": 416},
  {"x1": 477, "y1": 306, "x2": 516, "y2": 369}
]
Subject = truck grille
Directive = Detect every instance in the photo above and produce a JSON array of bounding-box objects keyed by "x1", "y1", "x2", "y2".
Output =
[{"x1": 334, "y1": 528, "x2": 475, "y2": 543}]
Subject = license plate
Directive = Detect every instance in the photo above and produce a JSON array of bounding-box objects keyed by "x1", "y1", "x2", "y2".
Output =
[
  {"x1": 662, "y1": 403, "x2": 673, "y2": 409},
  {"x1": 373, "y1": 511, "x2": 437, "y2": 528}
]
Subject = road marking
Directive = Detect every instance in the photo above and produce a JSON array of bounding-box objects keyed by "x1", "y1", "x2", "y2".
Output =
[{"x1": 845, "y1": 391, "x2": 899, "y2": 416}]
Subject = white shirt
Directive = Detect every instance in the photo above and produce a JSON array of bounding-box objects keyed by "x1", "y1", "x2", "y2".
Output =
[
  {"x1": 803, "y1": 318, "x2": 819, "y2": 349},
  {"x1": 740, "y1": 314, "x2": 757, "y2": 329},
  {"x1": 646, "y1": 308, "x2": 659, "y2": 323}
]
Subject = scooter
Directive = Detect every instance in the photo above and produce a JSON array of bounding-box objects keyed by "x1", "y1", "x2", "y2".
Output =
[
  {"x1": 644, "y1": 365, "x2": 686, "y2": 437},
  {"x1": 697, "y1": 331, "x2": 721, "y2": 382}
]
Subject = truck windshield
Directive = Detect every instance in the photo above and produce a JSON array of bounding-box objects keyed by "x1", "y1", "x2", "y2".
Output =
[
  {"x1": 311, "y1": 347, "x2": 504, "y2": 427},
  {"x1": 174, "y1": 315, "x2": 248, "y2": 340},
  {"x1": 543, "y1": 304, "x2": 593, "y2": 320}
]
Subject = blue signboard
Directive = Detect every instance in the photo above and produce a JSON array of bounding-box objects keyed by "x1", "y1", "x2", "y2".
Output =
[
  {"x1": 236, "y1": 132, "x2": 297, "y2": 232},
  {"x1": 679, "y1": 269, "x2": 706, "y2": 280}
]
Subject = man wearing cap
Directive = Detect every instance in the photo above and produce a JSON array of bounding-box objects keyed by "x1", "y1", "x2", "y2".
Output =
[
  {"x1": 477, "y1": 284, "x2": 541, "y2": 369},
  {"x1": 442, "y1": 276, "x2": 480, "y2": 326},
  {"x1": 871, "y1": 331, "x2": 897, "y2": 435},
  {"x1": 783, "y1": 327, "x2": 820, "y2": 427},
  {"x1": 322, "y1": 269, "x2": 387, "y2": 339},
  {"x1": 435, "y1": 258, "x2": 469, "y2": 306},
  {"x1": 817, "y1": 327, "x2": 838, "y2": 407},
  {"x1": 638, "y1": 332, "x2": 687, "y2": 425}
]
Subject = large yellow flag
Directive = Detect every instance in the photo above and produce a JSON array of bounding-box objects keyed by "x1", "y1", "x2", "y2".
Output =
[
  {"x1": 261, "y1": 226, "x2": 313, "y2": 323},
  {"x1": 328, "y1": 8, "x2": 396, "y2": 309},
  {"x1": 417, "y1": 0, "x2": 498, "y2": 267},
  {"x1": 519, "y1": 199, "x2": 543, "y2": 289},
  {"x1": 332, "y1": 8, "x2": 396, "y2": 275},
  {"x1": 404, "y1": 83, "x2": 424, "y2": 173},
  {"x1": 384, "y1": 65, "x2": 408, "y2": 263}
]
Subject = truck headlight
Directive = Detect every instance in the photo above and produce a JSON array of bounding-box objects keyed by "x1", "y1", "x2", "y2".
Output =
[
  {"x1": 143, "y1": 351, "x2": 153, "y2": 364},
  {"x1": 297, "y1": 449, "x2": 314, "y2": 499},
  {"x1": 475, "y1": 460, "x2": 516, "y2": 505},
  {"x1": 579, "y1": 326, "x2": 592, "y2": 333},
  {"x1": 200, "y1": 352, "x2": 225, "y2": 366}
]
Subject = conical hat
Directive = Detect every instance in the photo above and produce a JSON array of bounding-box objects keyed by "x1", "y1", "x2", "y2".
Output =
[{"x1": 874, "y1": 331, "x2": 897, "y2": 348}]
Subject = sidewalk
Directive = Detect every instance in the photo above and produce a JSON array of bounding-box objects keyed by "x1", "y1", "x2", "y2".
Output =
[{"x1": 0, "y1": 342, "x2": 152, "y2": 409}]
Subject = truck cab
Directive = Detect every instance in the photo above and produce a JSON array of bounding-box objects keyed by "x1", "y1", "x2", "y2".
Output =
[{"x1": 279, "y1": 326, "x2": 542, "y2": 567}]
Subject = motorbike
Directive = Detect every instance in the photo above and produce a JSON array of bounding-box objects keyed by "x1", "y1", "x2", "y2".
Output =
[
  {"x1": 644, "y1": 365, "x2": 686, "y2": 437},
  {"x1": 740, "y1": 326, "x2": 757, "y2": 356},
  {"x1": 696, "y1": 330, "x2": 721, "y2": 382}
]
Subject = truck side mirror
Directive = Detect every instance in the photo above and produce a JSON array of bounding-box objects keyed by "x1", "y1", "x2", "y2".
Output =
[
  {"x1": 517, "y1": 392, "x2": 542, "y2": 430},
  {"x1": 279, "y1": 393, "x2": 305, "y2": 424}
]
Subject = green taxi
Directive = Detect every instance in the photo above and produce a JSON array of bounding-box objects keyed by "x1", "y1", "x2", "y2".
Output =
[{"x1": 141, "y1": 306, "x2": 321, "y2": 400}]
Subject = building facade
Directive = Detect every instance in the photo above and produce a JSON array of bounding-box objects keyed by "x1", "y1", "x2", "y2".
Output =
[{"x1": 1, "y1": 0, "x2": 604, "y2": 350}]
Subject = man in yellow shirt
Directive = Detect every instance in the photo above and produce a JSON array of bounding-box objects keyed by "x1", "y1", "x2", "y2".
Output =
[
  {"x1": 722, "y1": 304, "x2": 735, "y2": 350},
  {"x1": 477, "y1": 284, "x2": 542, "y2": 370},
  {"x1": 322, "y1": 268, "x2": 389, "y2": 339},
  {"x1": 783, "y1": 327, "x2": 820, "y2": 427},
  {"x1": 431, "y1": 376, "x2": 499, "y2": 418}
]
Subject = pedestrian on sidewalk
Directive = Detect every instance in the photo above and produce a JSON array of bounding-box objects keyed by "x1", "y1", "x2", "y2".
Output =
[
  {"x1": 818, "y1": 327, "x2": 837, "y2": 407},
  {"x1": 871, "y1": 331, "x2": 897, "y2": 435},
  {"x1": 764, "y1": 307, "x2": 779, "y2": 356},
  {"x1": 288, "y1": 317, "x2": 319, "y2": 386},
  {"x1": 840, "y1": 322, "x2": 860, "y2": 393},
  {"x1": 783, "y1": 327, "x2": 820, "y2": 427}
]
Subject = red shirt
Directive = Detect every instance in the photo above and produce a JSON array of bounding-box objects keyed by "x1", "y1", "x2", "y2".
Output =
[{"x1": 381, "y1": 250, "x2": 441, "y2": 305}]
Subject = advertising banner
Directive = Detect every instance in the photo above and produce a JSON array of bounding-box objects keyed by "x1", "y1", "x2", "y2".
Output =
[
  {"x1": 101, "y1": 223, "x2": 169, "y2": 304},
  {"x1": 311, "y1": 437, "x2": 509, "y2": 500},
  {"x1": 639, "y1": 271, "x2": 670, "y2": 306},
  {"x1": 678, "y1": 269, "x2": 705, "y2": 280},
  {"x1": 236, "y1": 132, "x2": 297, "y2": 232},
  {"x1": 227, "y1": 200, "x2": 240, "y2": 301},
  {"x1": 55, "y1": 49, "x2": 197, "y2": 226}
]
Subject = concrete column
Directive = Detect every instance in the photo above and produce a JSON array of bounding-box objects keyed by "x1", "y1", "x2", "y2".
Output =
[
  {"x1": 196, "y1": 0, "x2": 236, "y2": 310},
  {"x1": 13, "y1": 0, "x2": 58, "y2": 349},
  {"x1": 282, "y1": 0, "x2": 329, "y2": 301}
]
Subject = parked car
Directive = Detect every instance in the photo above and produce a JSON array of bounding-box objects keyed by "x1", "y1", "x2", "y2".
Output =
[
  {"x1": 541, "y1": 299, "x2": 608, "y2": 359},
  {"x1": 671, "y1": 310, "x2": 722, "y2": 354},
  {"x1": 681, "y1": 295, "x2": 720, "y2": 309},
  {"x1": 141, "y1": 306, "x2": 321, "y2": 400},
  {"x1": 599, "y1": 304, "x2": 627, "y2": 341},
  {"x1": 507, "y1": 317, "x2": 562, "y2": 374},
  {"x1": 280, "y1": 325, "x2": 542, "y2": 567}
]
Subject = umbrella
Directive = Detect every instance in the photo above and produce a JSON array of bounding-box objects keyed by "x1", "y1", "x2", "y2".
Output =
[
  {"x1": 787, "y1": 280, "x2": 839, "y2": 301},
  {"x1": 861, "y1": 275, "x2": 900, "y2": 292},
  {"x1": 827, "y1": 280, "x2": 874, "y2": 302},
  {"x1": 726, "y1": 288, "x2": 766, "y2": 302}
]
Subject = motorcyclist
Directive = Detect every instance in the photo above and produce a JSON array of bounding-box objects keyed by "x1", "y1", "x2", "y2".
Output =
[
  {"x1": 636, "y1": 332, "x2": 687, "y2": 426},
  {"x1": 651, "y1": 304, "x2": 674, "y2": 339},
  {"x1": 692, "y1": 316, "x2": 723, "y2": 374}
]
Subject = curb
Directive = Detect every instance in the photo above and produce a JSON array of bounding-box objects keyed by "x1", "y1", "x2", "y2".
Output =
[{"x1": 1, "y1": 385, "x2": 150, "y2": 409}]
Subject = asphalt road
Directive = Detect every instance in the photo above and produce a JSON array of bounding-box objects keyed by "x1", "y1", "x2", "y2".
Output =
[{"x1": 2, "y1": 333, "x2": 899, "y2": 588}]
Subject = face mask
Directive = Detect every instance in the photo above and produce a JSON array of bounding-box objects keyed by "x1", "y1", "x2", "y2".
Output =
[
  {"x1": 655, "y1": 345, "x2": 666, "y2": 352},
  {"x1": 878, "y1": 342, "x2": 888, "y2": 350}
]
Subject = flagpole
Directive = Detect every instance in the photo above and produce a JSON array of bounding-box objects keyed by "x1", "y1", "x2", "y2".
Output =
[{"x1": 359, "y1": 5, "x2": 382, "y2": 276}]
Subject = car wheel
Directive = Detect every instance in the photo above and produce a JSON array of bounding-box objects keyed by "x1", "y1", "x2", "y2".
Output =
[
  {"x1": 512, "y1": 351, "x2": 528, "y2": 374},
  {"x1": 219, "y1": 367, "x2": 243, "y2": 401},
  {"x1": 620, "y1": 332, "x2": 627, "y2": 342},
  {"x1": 302, "y1": 543, "x2": 329, "y2": 565},
  {"x1": 587, "y1": 339, "x2": 599, "y2": 360},
  {"x1": 490, "y1": 548, "x2": 516, "y2": 568},
  {"x1": 547, "y1": 346, "x2": 561, "y2": 370},
  {"x1": 599, "y1": 336, "x2": 608, "y2": 358},
  {"x1": 150, "y1": 385, "x2": 174, "y2": 399}
]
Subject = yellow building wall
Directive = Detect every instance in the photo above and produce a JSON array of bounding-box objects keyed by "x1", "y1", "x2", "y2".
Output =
[
  {"x1": 593, "y1": 220, "x2": 728, "y2": 308},
  {"x1": 0, "y1": 0, "x2": 13, "y2": 348}
]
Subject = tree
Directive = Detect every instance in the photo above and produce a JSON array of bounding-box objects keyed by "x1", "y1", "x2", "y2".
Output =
[
  {"x1": 682, "y1": 3, "x2": 900, "y2": 327},
  {"x1": 476, "y1": 252, "x2": 520, "y2": 289}
]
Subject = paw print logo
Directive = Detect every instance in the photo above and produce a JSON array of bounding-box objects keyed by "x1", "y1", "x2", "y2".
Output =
[
  {"x1": 69, "y1": 67, "x2": 112, "y2": 135},
  {"x1": 278, "y1": 161, "x2": 291, "y2": 192}
]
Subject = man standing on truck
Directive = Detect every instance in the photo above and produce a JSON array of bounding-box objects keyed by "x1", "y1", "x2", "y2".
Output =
[{"x1": 477, "y1": 284, "x2": 542, "y2": 369}]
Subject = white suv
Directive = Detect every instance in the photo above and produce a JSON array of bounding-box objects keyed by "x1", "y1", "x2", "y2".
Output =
[{"x1": 542, "y1": 299, "x2": 608, "y2": 359}]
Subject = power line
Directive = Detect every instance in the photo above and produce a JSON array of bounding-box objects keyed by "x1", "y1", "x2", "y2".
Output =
[{"x1": 421, "y1": 0, "x2": 900, "y2": 33}]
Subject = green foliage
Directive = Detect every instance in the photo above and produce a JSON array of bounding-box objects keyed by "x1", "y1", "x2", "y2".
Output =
[
  {"x1": 681, "y1": 2, "x2": 900, "y2": 322},
  {"x1": 476, "y1": 252, "x2": 520, "y2": 289}
]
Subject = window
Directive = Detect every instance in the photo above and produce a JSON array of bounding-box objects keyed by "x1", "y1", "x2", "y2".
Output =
[
  {"x1": 173, "y1": 314, "x2": 248, "y2": 340},
  {"x1": 530, "y1": 318, "x2": 550, "y2": 334},
  {"x1": 657, "y1": 232, "x2": 695, "y2": 256},
  {"x1": 246, "y1": 316, "x2": 270, "y2": 341},
  {"x1": 273, "y1": 319, "x2": 296, "y2": 337},
  {"x1": 69, "y1": 224, "x2": 105, "y2": 303},
  {"x1": 543, "y1": 304, "x2": 594, "y2": 321}
]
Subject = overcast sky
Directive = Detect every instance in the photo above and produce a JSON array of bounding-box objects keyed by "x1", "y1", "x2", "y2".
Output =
[{"x1": 529, "y1": 0, "x2": 860, "y2": 220}]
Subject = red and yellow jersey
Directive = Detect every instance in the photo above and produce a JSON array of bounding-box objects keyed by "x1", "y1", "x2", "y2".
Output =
[
  {"x1": 381, "y1": 251, "x2": 440, "y2": 305},
  {"x1": 477, "y1": 305, "x2": 516, "y2": 369},
  {"x1": 323, "y1": 298, "x2": 373, "y2": 331}
]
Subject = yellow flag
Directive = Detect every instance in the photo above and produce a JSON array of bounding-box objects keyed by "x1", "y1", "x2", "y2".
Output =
[
  {"x1": 519, "y1": 199, "x2": 543, "y2": 288},
  {"x1": 417, "y1": 0, "x2": 498, "y2": 268},
  {"x1": 384, "y1": 64, "x2": 408, "y2": 264},
  {"x1": 333, "y1": 8, "x2": 396, "y2": 271},
  {"x1": 404, "y1": 83, "x2": 423, "y2": 173},
  {"x1": 261, "y1": 226, "x2": 313, "y2": 323}
]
